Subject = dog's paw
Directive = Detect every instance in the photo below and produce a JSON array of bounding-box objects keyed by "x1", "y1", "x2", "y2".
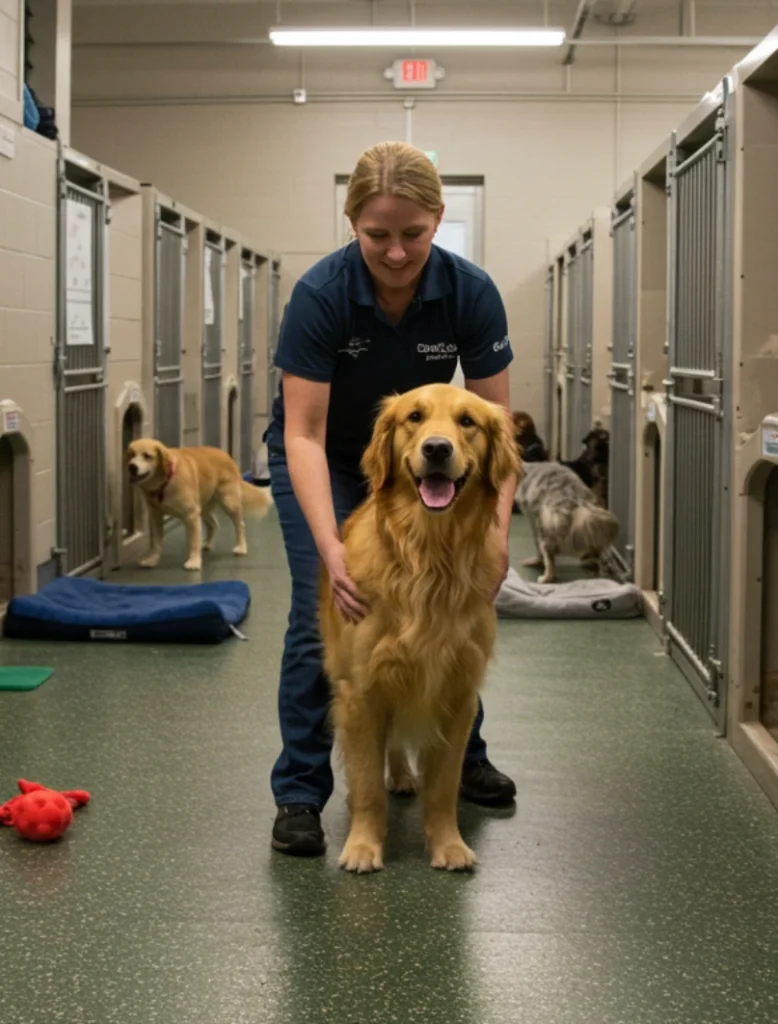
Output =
[
  {"x1": 430, "y1": 839, "x2": 477, "y2": 872},
  {"x1": 387, "y1": 772, "x2": 419, "y2": 798},
  {"x1": 183, "y1": 558, "x2": 202, "y2": 572},
  {"x1": 139, "y1": 554, "x2": 160, "y2": 568},
  {"x1": 232, "y1": 543, "x2": 248, "y2": 556},
  {"x1": 339, "y1": 839, "x2": 384, "y2": 874},
  {"x1": 521, "y1": 556, "x2": 543, "y2": 568},
  {"x1": 202, "y1": 540, "x2": 214, "y2": 552}
]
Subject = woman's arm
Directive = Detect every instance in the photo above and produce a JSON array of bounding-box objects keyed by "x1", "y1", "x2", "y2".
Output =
[
  {"x1": 283, "y1": 371, "x2": 369, "y2": 622},
  {"x1": 466, "y1": 368, "x2": 518, "y2": 599},
  {"x1": 465, "y1": 368, "x2": 519, "y2": 536},
  {"x1": 282, "y1": 372, "x2": 340, "y2": 560}
]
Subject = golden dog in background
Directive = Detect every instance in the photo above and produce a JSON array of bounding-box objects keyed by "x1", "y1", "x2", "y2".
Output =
[
  {"x1": 126, "y1": 439, "x2": 272, "y2": 571},
  {"x1": 319, "y1": 383, "x2": 520, "y2": 874}
]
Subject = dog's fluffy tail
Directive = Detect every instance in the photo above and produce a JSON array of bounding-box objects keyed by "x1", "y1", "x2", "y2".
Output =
[
  {"x1": 569, "y1": 503, "x2": 618, "y2": 555},
  {"x1": 241, "y1": 480, "x2": 274, "y2": 517}
]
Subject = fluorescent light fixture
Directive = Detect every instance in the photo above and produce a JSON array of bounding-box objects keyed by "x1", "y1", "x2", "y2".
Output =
[{"x1": 269, "y1": 28, "x2": 566, "y2": 48}]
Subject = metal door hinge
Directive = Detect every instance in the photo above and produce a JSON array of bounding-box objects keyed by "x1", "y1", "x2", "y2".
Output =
[{"x1": 707, "y1": 657, "x2": 723, "y2": 705}]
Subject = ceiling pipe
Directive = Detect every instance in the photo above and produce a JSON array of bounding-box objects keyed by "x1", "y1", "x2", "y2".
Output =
[
  {"x1": 72, "y1": 89, "x2": 705, "y2": 109},
  {"x1": 72, "y1": 35, "x2": 762, "y2": 51},
  {"x1": 563, "y1": 0, "x2": 595, "y2": 66},
  {"x1": 600, "y1": 0, "x2": 639, "y2": 26}
]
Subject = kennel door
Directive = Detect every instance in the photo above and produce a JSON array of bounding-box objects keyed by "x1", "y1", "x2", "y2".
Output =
[
  {"x1": 663, "y1": 117, "x2": 731, "y2": 731},
  {"x1": 608, "y1": 204, "x2": 637, "y2": 576},
  {"x1": 564, "y1": 246, "x2": 581, "y2": 459},
  {"x1": 565, "y1": 239, "x2": 593, "y2": 460},
  {"x1": 154, "y1": 212, "x2": 185, "y2": 449},
  {"x1": 543, "y1": 265, "x2": 555, "y2": 449},
  {"x1": 202, "y1": 237, "x2": 224, "y2": 449},
  {"x1": 239, "y1": 260, "x2": 255, "y2": 474},
  {"x1": 579, "y1": 238, "x2": 594, "y2": 445},
  {"x1": 267, "y1": 260, "x2": 282, "y2": 415},
  {"x1": 55, "y1": 174, "x2": 108, "y2": 577}
]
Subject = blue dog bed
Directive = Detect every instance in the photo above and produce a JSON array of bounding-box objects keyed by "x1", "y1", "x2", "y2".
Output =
[{"x1": 3, "y1": 577, "x2": 251, "y2": 644}]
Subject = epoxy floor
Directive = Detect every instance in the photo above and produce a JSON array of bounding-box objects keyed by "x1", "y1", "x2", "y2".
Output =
[{"x1": 1, "y1": 510, "x2": 778, "y2": 1024}]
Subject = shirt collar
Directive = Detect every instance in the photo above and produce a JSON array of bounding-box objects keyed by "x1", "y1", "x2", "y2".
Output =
[{"x1": 346, "y1": 240, "x2": 452, "y2": 307}]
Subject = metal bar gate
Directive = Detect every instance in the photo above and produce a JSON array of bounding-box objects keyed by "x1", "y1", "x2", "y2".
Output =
[
  {"x1": 564, "y1": 248, "x2": 581, "y2": 458},
  {"x1": 267, "y1": 260, "x2": 282, "y2": 415},
  {"x1": 202, "y1": 237, "x2": 224, "y2": 448},
  {"x1": 55, "y1": 168, "x2": 108, "y2": 577},
  {"x1": 154, "y1": 210, "x2": 185, "y2": 449},
  {"x1": 608, "y1": 205, "x2": 637, "y2": 575},
  {"x1": 663, "y1": 106, "x2": 731, "y2": 731},
  {"x1": 543, "y1": 265, "x2": 555, "y2": 448},
  {"x1": 565, "y1": 241, "x2": 594, "y2": 459},
  {"x1": 239, "y1": 259, "x2": 255, "y2": 474}
]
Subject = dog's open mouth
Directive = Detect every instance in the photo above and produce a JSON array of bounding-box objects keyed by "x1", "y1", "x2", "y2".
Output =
[{"x1": 415, "y1": 472, "x2": 468, "y2": 512}]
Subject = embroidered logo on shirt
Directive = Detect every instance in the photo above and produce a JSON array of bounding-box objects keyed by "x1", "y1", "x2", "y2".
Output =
[
  {"x1": 493, "y1": 335, "x2": 510, "y2": 353},
  {"x1": 417, "y1": 341, "x2": 458, "y2": 361},
  {"x1": 339, "y1": 336, "x2": 371, "y2": 359}
]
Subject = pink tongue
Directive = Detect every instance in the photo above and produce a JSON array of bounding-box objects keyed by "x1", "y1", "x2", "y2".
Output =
[{"x1": 419, "y1": 476, "x2": 456, "y2": 509}]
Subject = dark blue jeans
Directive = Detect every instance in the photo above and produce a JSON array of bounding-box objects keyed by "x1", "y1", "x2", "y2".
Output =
[{"x1": 269, "y1": 448, "x2": 488, "y2": 809}]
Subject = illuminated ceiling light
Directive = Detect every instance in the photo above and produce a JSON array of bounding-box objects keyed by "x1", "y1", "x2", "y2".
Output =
[{"x1": 269, "y1": 28, "x2": 566, "y2": 48}]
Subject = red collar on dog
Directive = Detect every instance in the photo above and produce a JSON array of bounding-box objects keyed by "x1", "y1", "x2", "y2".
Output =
[{"x1": 152, "y1": 461, "x2": 175, "y2": 503}]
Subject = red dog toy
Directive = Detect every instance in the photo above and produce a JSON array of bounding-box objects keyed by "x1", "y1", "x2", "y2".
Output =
[{"x1": 0, "y1": 779, "x2": 91, "y2": 842}]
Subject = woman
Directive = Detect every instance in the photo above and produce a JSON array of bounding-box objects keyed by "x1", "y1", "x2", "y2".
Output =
[{"x1": 265, "y1": 142, "x2": 518, "y2": 857}]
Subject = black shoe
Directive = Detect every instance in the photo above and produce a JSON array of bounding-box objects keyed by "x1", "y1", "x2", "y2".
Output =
[
  {"x1": 271, "y1": 804, "x2": 326, "y2": 857},
  {"x1": 460, "y1": 759, "x2": 517, "y2": 808}
]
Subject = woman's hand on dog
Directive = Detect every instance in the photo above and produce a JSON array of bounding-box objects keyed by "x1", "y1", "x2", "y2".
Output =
[
  {"x1": 323, "y1": 541, "x2": 370, "y2": 623},
  {"x1": 491, "y1": 534, "x2": 510, "y2": 603}
]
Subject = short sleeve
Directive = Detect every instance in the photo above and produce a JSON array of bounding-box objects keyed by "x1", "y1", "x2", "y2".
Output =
[
  {"x1": 457, "y1": 275, "x2": 514, "y2": 381},
  {"x1": 273, "y1": 280, "x2": 343, "y2": 384}
]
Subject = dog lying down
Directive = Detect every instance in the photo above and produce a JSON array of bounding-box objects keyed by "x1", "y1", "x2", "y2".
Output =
[
  {"x1": 517, "y1": 461, "x2": 618, "y2": 584},
  {"x1": 319, "y1": 383, "x2": 520, "y2": 874},
  {"x1": 126, "y1": 439, "x2": 272, "y2": 571}
]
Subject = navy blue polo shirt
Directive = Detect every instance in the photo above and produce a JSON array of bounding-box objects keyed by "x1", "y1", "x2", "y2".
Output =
[{"x1": 266, "y1": 240, "x2": 513, "y2": 475}]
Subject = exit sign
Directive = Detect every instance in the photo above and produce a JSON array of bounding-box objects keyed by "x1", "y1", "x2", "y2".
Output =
[{"x1": 391, "y1": 58, "x2": 438, "y2": 89}]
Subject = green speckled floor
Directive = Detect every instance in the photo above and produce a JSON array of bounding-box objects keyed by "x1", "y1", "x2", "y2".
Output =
[{"x1": 1, "y1": 512, "x2": 778, "y2": 1024}]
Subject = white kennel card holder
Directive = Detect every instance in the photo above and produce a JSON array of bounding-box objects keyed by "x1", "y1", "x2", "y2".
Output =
[
  {"x1": 760, "y1": 414, "x2": 778, "y2": 460},
  {"x1": 65, "y1": 198, "x2": 95, "y2": 347}
]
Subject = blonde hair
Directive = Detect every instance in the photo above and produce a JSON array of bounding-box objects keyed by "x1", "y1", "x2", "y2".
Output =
[{"x1": 345, "y1": 141, "x2": 443, "y2": 223}]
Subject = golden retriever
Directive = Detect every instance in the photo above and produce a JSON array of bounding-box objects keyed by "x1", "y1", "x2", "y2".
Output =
[
  {"x1": 318, "y1": 383, "x2": 520, "y2": 873},
  {"x1": 126, "y1": 439, "x2": 272, "y2": 571}
]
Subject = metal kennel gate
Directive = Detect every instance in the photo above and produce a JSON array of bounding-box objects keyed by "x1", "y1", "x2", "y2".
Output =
[
  {"x1": 608, "y1": 203, "x2": 637, "y2": 575},
  {"x1": 663, "y1": 106, "x2": 732, "y2": 730},
  {"x1": 239, "y1": 258, "x2": 255, "y2": 474},
  {"x1": 543, "y1": 265, "x2": 555, "y2": 448},
  {"x1": 202, "y1": 237, "x2": 225, "y2": 448},
  {"x1": 565, "y1": 239, "x2": 593, "y2": 458},
  {"x1": 267, "y1": 259, "x2": 282, "y2": 414},
  {"x1": 154, "y1": 210, "x2": 185, "y2": 448},
  {"x1": 54, "y1": 168, "x2": 108, "y2": 576}
]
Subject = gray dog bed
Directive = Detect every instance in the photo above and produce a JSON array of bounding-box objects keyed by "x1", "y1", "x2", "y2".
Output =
[{"x1": 495, "y1": 568, "x2": 643, "y2": 620}]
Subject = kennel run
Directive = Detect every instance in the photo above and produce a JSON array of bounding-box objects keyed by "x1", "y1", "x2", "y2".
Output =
[
  {"x1": 0, "y1": 138, "x2": 282, "y2": 607},
  {"x1": 545, "y1": 24, "x2": 778, "y2": 810}
]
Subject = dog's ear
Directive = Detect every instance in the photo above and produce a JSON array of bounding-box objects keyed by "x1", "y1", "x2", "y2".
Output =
[
  {"x1": 486, "y1": 406, "x2": 522, "y2": 495},
  {"x1": 154, "y1": 441, "x2": 172, "y2": 473},
  {"x1": 361, "y1": 395, "x2": 399, "y2": 493}
]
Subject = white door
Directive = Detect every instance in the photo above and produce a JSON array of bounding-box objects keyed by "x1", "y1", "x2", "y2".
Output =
[{"x1": 334, "y1": 179, "x2": 485, "y2": 388}]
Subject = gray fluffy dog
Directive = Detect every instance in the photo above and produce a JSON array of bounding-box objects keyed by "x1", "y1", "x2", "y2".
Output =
[{"x1": 516, "y1": 462, "x2": 619, "y2": 584}]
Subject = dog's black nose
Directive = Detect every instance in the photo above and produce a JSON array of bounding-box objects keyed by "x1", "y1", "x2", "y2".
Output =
[
  {"x1": 421, "y1": 437, "x2": 453, "y2": 464},
  {"x1": 128, "y1": 463, "x2": 138, "y2": 478}
]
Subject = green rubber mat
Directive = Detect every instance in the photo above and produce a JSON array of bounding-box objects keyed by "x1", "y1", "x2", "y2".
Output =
[{"x1": 0, "y1": 667, "x2": 54, "y2": 691}]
